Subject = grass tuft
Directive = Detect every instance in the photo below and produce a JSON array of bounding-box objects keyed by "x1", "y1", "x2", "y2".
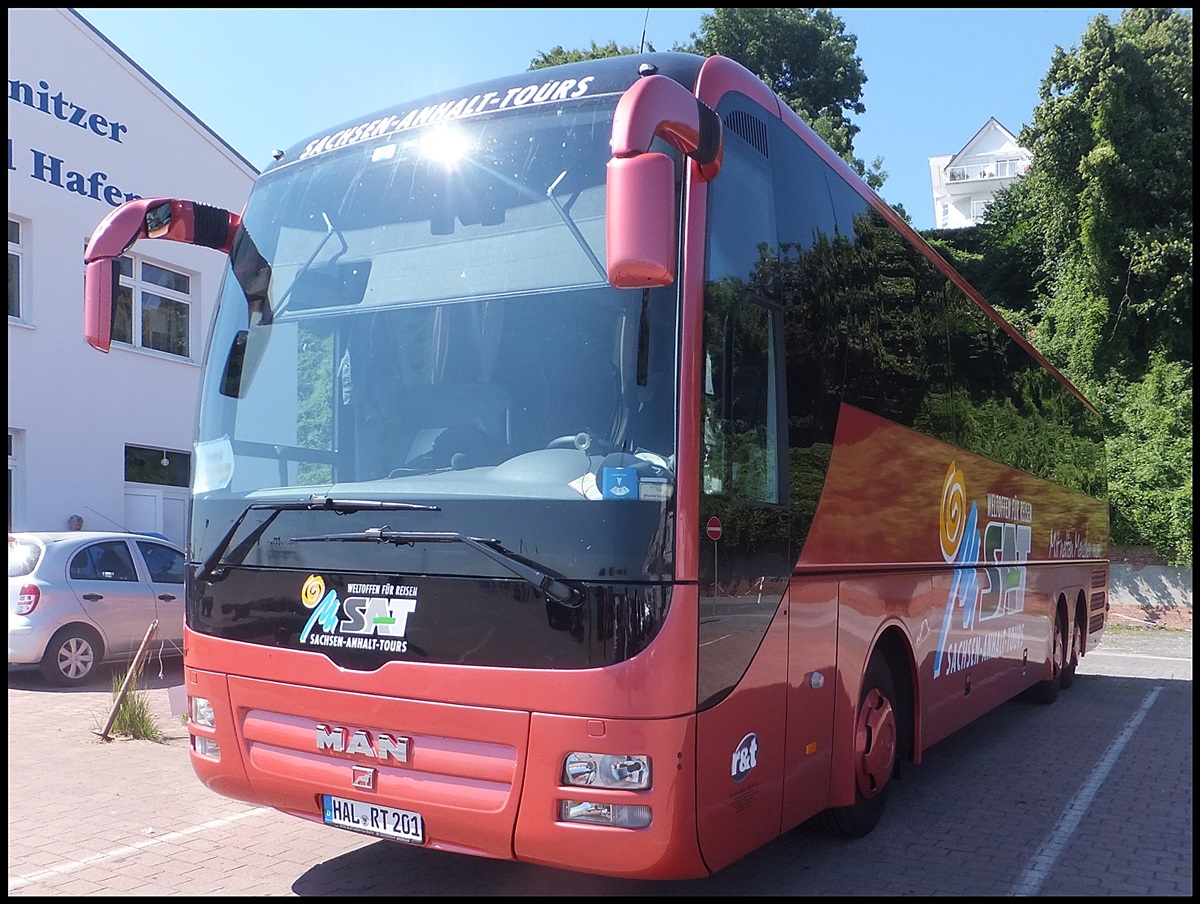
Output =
[{"x1": 102, "y1": 665, "x2": 165, "y2": 743}]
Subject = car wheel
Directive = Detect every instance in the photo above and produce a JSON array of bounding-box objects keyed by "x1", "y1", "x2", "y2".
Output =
[{"x1": 40, "y1": 626, "x2": 103, "y2": 687}]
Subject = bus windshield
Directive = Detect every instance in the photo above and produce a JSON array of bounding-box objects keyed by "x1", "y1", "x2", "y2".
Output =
[{"x1": 192, "y1": 93, "x2": 681, "y2": 582}]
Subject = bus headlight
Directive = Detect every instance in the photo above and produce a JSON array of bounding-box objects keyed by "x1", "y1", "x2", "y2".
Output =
[
  {"x1": 559, "y1": 799, "x2": 652, "y2": 828},
  {"x1": 562, "y1": 752, "x2": 651, "y2": 789},
  {"x1": 189, "y1": 695, "x2": 220, "y2": 758},
  {"x1": 189, "y1": 696, "x2": 215, "y2": 728},
  {"x1": 192, "y1": 735, "x2": 221, "y2": 758}
]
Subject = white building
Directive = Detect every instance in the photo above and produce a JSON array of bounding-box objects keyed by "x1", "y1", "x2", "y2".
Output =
[
  {"x1": 8, "y1": 8, "x2": 257, "y2": 544},
  {"x1": 928, "y1": 117, "x2": 1032, "y2": 230}
]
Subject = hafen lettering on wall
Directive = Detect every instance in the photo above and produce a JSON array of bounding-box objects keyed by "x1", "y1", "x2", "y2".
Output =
[
  {"x1": 7, "y1": 139, "x2": 141, "y2": 207},
  {"x1": 8, "y1": 77, "x2": 142, "y2": 208}
]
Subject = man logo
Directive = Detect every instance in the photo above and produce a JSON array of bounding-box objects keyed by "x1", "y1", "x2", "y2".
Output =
[
  {"x1": 351, "y1": 765, "x2": 377, "y2": 790},
  {"x1": 317, "y1": 724, "x2": 410, "y2": 763}
]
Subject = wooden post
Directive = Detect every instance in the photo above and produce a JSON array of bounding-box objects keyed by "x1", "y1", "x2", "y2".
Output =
[{"x1": 93, "y1": 619, "x2": 158, "y2": 741}]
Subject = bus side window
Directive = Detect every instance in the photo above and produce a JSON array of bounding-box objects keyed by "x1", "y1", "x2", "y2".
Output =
[
  {"x1": 703, "y1": 298, "x2": 782, "y2": 505},
  {"x1": 702, "y1": 349, "x2": 726, "y2": 494},
  {"x1": 729, "y1": 300, "x2": 782, "y2": 504}
]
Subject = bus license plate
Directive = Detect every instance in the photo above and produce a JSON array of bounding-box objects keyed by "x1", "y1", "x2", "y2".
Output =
[{"x1": 322, "y1": 795, "x2": 425, "y2": 845}]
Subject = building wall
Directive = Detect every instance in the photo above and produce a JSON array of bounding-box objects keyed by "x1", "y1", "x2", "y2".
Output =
[{"x1": 7, "y1": 8, "x2": 256, "y2": 544}]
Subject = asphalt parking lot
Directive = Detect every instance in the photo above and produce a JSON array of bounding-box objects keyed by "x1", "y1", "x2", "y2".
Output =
[{"x1": 7, "y1": 625, "x2": 1192, "y2": 896}]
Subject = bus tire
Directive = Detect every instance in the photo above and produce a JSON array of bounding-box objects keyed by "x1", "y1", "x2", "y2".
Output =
[
  {"x1": 1023, "y1": 607, "x2": 1067, "y2": 704},
  {"x1": 1059, "y1": 612, "x2": 1084, "y2": 690},
  {"x1": 814, "y1": 653, "x2": 899, "y2": 839}
]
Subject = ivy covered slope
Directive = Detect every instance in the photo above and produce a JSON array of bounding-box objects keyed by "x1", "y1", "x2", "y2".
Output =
[{"x1": 934, "y1": 9, "x2": 1192, "y2": 567}]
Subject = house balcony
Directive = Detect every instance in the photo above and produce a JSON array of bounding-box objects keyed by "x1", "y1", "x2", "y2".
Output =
[{"x1": 943, "y1": 161, "x2": 1029, "y2": 195}]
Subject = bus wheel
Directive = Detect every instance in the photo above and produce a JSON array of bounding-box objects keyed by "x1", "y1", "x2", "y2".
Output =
[
  {"x1": 813, "y1": 654, "x2": 899, "y2": 839},
  {"x1": 1060, "y1": 616, "x2": 1084, "y2": 690},
  {"x1": 1024, "y1": 609, "x2": 1067, "y2": 704}
]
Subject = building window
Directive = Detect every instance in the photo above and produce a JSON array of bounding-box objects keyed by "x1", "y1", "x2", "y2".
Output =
[
  {"x1": 971, "y1": 199, "x2": 993, "y2": 222},
  {"x1": 124, "y1": 444, "x2": 191, "y2": 488},
  {"x1": 941, "y1": 203, "x2": 950, "y2": 227},
  {"x1": 113, "y1": 254, "x2": 194, "y2": 359},
  {"x1": 8, "y1": 218, "x2": 25, "y2": 320},
  {"x1": 995, "y1": 158, "x2": 1023, "y2": 178}
]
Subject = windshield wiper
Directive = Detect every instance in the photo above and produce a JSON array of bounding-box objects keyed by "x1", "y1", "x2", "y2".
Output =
[
  {"x1": 197, "y1": 496, "x2": 440, "y2": 584},
  {"x1": 292, "y1": 527, "x2": 581, "y2": 607},
  {"x1": 546, "y1": 170, "x2": 607, "y2": 282},
  {"x1": 271, "y1": 211, "x2": 347, "y2": 318}
]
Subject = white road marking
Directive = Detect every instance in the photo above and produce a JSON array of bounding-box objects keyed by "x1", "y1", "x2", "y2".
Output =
[
  {"x1": 1085, "y1": 652, "x2": 1191, "y2": 662},
  {"x1": 8, "y1": 807, "x2": 273, "y2": 890},
  {"x1": 1009, "y1": 687, "x2": 1162, "y2": 897}
]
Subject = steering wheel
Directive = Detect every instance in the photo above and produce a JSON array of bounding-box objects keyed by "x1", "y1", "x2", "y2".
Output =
[{"x1": 545, "y1": 431, "x2": 618, "y2": 455}]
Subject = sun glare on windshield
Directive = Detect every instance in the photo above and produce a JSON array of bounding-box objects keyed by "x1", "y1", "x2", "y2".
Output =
[{"x1": 418, "y1": 126, "x2": 474, "y2": 167}]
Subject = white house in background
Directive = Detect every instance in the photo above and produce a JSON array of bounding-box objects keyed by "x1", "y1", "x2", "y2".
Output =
[
  {"x1": 8, "y1": 8, "x2": 257, "y2": 544},
  {"x1": 928, "y1": 117, "x2": 1032, "y2": 229}
]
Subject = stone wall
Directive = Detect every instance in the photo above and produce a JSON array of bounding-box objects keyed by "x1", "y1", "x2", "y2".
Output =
[{"x1": 1108, "y1": 558, "x2": 1193, "y2": 630}]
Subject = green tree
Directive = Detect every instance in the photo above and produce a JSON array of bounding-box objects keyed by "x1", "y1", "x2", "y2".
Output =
[
  {"x1": 1098, "y1": 356, "x2": 1192, "y2": 565},
  {"x1": 530, "y1": 8, "x2": 889, "y2": 193},
  {"x1": 675, "y1": 10, "x2": 866, "y2": 166},
  {"x1": 976, "y1": 8, "x2": 1193, "y2": 564},
  {"x1": 529, "y1": 39, "x2": 639, "y2": 69}
]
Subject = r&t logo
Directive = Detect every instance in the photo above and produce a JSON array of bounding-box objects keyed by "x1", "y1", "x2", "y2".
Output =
[{"x1": 731, "y1": 732, "x2": 758, "y2": 782}]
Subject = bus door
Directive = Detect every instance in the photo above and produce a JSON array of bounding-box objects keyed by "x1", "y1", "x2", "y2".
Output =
[
  {"x1": 782, "y1": 577, "x2": 838, "y2": 828},
  {"x1": 692, "y1": 286, "x2": 793, "y2": 869}
]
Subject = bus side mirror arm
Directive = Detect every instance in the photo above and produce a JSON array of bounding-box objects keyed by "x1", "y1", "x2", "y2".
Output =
[
  {"x1": 607, "y1": 74, "x2": 723, "y2": 289},
  {"x1": 83, "y1": 198, "x2": 240, "y2": 352}
]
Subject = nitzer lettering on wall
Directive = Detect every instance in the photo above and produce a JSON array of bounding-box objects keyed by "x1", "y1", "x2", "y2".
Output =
[
  {"x1": 298, "y1": 574, "x2": 416, "y2": 654},
  {"x1": 9, "y1": 76, "x2": 143, "y2": 208},
  {"x1": 933, "y1": 461, "x2": 1032, "y2": 679},
  {"x1": 299, "y1": 75, "x2": 596, "y2": 160},
  {"x1": 8, "y1": 78, "x2": 129, "y2": 143}
]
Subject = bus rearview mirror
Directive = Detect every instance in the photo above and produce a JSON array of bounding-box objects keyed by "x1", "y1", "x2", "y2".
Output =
[
  {"x1": 84, "y1": 257, "x2": 119, "y2": 352},
  {"x1": 606, "y1": 152, "x2": 677, "y2": 288}
]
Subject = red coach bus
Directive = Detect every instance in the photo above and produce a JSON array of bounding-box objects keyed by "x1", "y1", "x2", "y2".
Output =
[{"x1": 82, "y1": 53, "x2": 1109, "y2": 879}]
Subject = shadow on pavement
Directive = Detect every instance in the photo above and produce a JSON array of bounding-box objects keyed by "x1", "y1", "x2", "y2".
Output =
[{"x1": 7, "y1": 653, "x2": 183, "y2": 693}]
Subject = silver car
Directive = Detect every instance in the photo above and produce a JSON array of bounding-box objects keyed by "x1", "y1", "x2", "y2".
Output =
[{"x1": 8, "y1": 531, "x2": 186, "y2": 686}]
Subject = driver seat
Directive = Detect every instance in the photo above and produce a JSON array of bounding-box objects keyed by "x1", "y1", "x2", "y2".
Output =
[{"x1": 395, "y1": 382, "x2": 511, "y2": 471}]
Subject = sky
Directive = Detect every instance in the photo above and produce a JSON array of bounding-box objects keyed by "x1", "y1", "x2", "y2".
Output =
[{"x1": 71, "y1": 7, "x2": 1127, "y2": 230}]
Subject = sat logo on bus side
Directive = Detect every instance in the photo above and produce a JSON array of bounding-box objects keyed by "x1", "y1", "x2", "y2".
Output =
[
  {"x1": 934, "y1": 462, "x2": 1033, "y2": 679},
  {"x1": 298, "y1": 574, "x2": 418, "y2": 653}
]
